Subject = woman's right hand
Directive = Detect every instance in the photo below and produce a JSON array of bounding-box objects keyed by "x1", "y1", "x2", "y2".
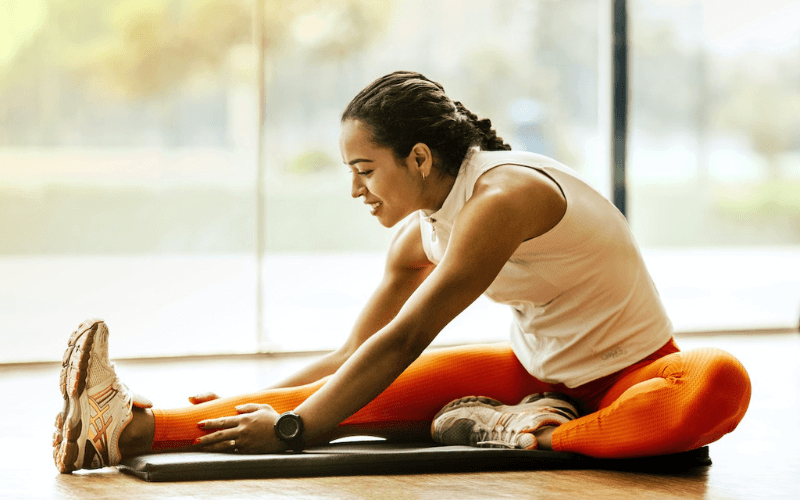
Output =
[{"x1": 189, "y1": 392, "x2": 220, "y2": 404}]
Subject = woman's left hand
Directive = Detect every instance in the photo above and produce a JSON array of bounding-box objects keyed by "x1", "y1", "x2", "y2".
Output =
[{"x1": 195, "y1": 403, "x2": 287, "y2": 454}]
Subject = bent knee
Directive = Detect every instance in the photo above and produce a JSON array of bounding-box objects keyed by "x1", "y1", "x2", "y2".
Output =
[
  {"x1": 700, "y1": 348, "x2": 751, "y2": 402},
  {"x1": 682, "y1": 348, "x2": 751, "y2": 432}
]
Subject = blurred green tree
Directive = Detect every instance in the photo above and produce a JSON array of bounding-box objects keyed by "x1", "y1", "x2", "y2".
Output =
[{"x1": 0, "y1": 0, "x2": 389, "y2": 98}]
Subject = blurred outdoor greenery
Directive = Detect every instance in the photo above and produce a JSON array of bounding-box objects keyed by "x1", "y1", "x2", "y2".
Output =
[{"x1": 1, "y1": 0, "x2": 798, "y2": 254}]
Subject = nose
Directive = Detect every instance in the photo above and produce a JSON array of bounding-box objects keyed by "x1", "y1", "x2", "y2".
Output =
[{"x1": 351, "y1": 174, "x2": 366, "y2": 199}]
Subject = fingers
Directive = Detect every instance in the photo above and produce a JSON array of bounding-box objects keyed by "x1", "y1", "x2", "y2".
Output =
[
  {"x1": 132, "y1": 392, "x2": 153, "y2": 409},
  {"x1": 195, "y1": 432, "x2": 239, "y2": 452},
  {"x1": 194, "y1": 408, "x2": 284, "y2": 454},
  {"x1": 235, "y1": 403, "x2": 274, "y2": 414},
  {"x1": 189, "y1": 392, "x2": 220, "y2": 405},
  {"x1": 198, "y1": 415, "x2": 240, "y2": 430},
  {"x1": 195, "y1": 414, "x2": 241, "y2": 451}
]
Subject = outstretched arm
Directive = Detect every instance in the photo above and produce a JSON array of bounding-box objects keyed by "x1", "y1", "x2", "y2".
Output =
[
  {"x1": 197, "y1": 165, "x2": 565, "y2": 452},
  {"x1": 293, "y1": 165, "x2": 566, "y2": 445}
]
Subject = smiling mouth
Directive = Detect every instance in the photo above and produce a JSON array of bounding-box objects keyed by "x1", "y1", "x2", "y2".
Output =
[{"x1": 368, "y1": 201, "x2": 382, "y2": 215}]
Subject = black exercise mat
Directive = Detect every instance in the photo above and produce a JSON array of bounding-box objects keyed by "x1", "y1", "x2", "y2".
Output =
[{"x1": 118, "y1": 442, "x2": 711, "y2": 482}]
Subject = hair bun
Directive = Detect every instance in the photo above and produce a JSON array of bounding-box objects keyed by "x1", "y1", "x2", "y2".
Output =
[{"x1": 343, "y1": 72, "x2": 511, "y2": 176}]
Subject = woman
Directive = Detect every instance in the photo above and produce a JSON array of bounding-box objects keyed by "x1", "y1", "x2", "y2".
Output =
[{"x1": 53, "y1": 71, "x2": 751, "y2": 473}]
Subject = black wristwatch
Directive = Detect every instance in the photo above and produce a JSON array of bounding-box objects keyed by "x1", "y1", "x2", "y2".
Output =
[{"x1": 274, "y1": 411, "x2": 305, "y2": 451}]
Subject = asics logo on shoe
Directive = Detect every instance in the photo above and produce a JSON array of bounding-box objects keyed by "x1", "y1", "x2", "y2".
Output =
[{"x1": 88, "y1": 383, "x2": 119, "y2": 465}]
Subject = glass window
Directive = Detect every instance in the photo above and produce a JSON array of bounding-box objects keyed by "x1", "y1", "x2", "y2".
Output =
[
  {"x1": 0, "y1": 0, "x2": 259, "y2": 361},
  {"x1": 259, "y1": 0, "x2": 602, "y2": 351},
  {"x1": 0, "y1": 0, "x2": 604, "y2": 361},
  {"x1": 629, "y1": 0, "x2": 800, "y2": 332}
]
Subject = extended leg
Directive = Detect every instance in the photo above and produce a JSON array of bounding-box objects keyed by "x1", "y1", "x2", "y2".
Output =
[{"x1": 146, "y1": 343, "x2": 550, "y2": 452}]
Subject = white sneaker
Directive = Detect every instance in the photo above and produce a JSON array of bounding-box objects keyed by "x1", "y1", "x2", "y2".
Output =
[
  {"x1": 431, "y1": 393, "x2": 579, "y2": 450},
  {"x1": 53, "y1": 319, "x2": 149, "y2": 473}
]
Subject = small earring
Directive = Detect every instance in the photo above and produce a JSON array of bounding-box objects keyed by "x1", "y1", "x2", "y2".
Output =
[{"x1": 422, "y1": 172, "x2": 427, "y2": 181}]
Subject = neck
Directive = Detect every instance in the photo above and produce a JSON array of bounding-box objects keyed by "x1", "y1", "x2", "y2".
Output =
[{"x1": 422, "y1": 172, "x2": 457, "y2": 213}]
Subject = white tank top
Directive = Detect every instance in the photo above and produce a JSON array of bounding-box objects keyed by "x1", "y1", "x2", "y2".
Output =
[{"x1": 419, "y1": 150, "x2": 673, "y2": 387}]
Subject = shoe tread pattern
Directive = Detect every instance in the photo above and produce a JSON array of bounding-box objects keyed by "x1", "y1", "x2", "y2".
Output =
[
  {"x1": 433, "y1": 396, "x2": 504, "y2": 421},
  {"x1": 53, "y1": 321, "x2": 100, "y2": 474}
]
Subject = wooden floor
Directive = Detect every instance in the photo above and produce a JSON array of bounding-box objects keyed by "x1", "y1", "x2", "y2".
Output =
[{"x1": 1, "y1": 332, "x2": 798, "y2": 499}]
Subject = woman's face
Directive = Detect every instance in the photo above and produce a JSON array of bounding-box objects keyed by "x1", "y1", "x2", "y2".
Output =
[{"x1": 339, "y1": 119, "x2": 425, "y2": 228}]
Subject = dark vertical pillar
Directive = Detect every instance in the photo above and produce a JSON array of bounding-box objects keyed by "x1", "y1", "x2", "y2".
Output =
[{"x1": 612, "y1": 0, "x2": 629, "y2": 217}]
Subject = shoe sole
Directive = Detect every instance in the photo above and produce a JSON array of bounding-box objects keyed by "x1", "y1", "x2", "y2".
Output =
[
  {"x1": 53, "y1": 320, "x2": 103, "y2": 474},
  {"x1": 519, "y1": 392, "x2": 581, "y2": 419},
  {"x1": 433, "y1": 393, "x2": 578, "y2": 421},
  {"x1": 432, "y1": 395, "x2": 504, "y2": 423}
]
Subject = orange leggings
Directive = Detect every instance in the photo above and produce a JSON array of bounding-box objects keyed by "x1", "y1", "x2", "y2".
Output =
[{"x1": 152, "y1": 339, "x2": 751, "y2": 458}]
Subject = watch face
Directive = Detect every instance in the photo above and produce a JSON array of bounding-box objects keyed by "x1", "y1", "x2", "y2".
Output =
[{"x1": 278, "y1": 415, "x2": 300, "y2": 439}]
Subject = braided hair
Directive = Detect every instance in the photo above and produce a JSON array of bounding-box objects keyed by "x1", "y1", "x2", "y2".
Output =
[{"x1": 342, "y1": 71, "x2": 510, "y2": 177}]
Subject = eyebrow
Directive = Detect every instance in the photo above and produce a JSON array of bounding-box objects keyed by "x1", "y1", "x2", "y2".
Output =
[{"x1": 347, "y1": 158, "x2": 374, "y2": 166}]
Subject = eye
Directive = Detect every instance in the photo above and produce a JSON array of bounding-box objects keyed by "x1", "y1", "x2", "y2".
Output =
[{"x1": 357, "y1": 170, "x2": 373, "y2": 177}]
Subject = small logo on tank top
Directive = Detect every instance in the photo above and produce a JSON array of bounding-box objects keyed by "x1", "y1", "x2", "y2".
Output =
[{"x1": 599, "y1": 346, "x2": 627, "y2": 361}]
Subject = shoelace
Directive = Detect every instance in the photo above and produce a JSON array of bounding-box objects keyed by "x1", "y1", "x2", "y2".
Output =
[
  {"x1": 476, "y1": 439, "x2": 522, "y2": 449},
  {"x1": 474, "y1": 413, "x2": 535, "y2": 449}
]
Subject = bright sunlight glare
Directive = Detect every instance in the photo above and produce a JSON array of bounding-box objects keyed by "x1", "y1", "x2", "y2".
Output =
[{"x1": 0, "y1": 0, "x2": 48, "y2": 66}]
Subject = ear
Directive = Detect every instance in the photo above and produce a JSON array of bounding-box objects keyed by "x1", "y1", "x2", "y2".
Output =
[{"x1": 406, "y1": 143, "x2": 433, "y2": 178}]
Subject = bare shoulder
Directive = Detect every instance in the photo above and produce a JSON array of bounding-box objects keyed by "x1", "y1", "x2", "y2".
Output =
[
  {"x1": 470, "y1": 164, "x2": 567, "y2": 241},
  {"x1": 386, "y1": 215, "x2": 433, "y2": 273}
]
